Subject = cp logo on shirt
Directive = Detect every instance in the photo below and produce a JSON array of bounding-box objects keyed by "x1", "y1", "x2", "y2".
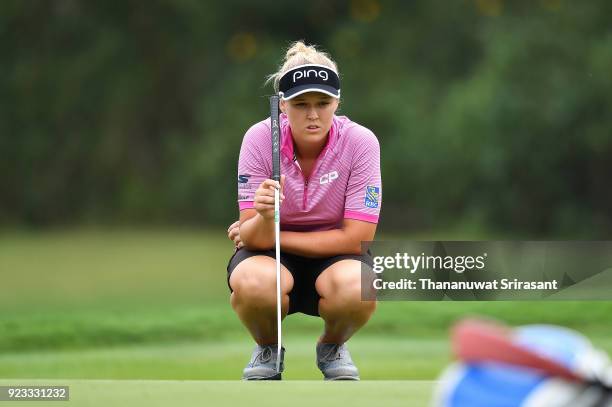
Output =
[{"x1": 320, "y1": 171, "x2": 339, "y2": 185}]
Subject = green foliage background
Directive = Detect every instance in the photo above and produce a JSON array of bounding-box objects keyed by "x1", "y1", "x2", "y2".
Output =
[{"x1": 2, "y1": 0, "x2": 611, "y2": 236}]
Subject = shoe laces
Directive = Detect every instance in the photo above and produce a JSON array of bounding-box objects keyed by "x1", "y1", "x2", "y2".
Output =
[
  {"x1": 251, "y1": 346, "x2": 273, "y2": 366},
  {"x1": 322, "y1": 344, "x2": 343, "y2": 362}
]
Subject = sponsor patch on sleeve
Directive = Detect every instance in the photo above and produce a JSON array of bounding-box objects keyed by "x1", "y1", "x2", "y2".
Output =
[
  {"x1": 238, "y1": 174, "x2": 251, "y2": 183},
  {"x1": 364, "y1": 186, "x2": 380, "y2": 208}
]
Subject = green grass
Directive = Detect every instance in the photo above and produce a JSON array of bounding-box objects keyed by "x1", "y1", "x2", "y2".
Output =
[
  {"x1": 0, "y1": 337, "x2": 450, "y2": 380},
  {"x1": 2, "y1": 301, "x2": 612, "y2": 353},
  {"x1": 0, "y1": 228, "x2": 232, "y2": 310},
  {"x1": 0, "y1": 379, "x2": 436, "y2": 407},
  {"x1": 1, "y1": 228, "x2": 612, "y2": 385}
]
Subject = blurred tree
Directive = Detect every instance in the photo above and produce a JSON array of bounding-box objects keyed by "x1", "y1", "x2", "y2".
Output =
[{"x1": 1, "y1": 0, "x2": 610, "y2": 237}]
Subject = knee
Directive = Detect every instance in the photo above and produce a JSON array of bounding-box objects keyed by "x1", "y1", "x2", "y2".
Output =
[
  {"x1": 320, "y1": 281, "x2": 376, "y2": 317},
  {"x1": 320, "y1": 268, "x2": 371, "y2": 309},
  {"x1": 231, "y1": 268, "x2": 277, "y2": 309}
]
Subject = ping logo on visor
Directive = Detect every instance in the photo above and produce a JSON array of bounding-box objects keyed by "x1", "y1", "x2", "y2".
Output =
[
  {"x1": 278, "y1": 64, "x2": 341, "y2": 100},
  {"x1": 292, "y1": 69, "x2": 328, "y2": 82}
]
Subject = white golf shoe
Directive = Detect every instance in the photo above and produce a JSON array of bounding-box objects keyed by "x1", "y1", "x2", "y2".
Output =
[
  {"x1": 242, "y1": 344, "x2": 285, "y2": 380},
  {"x1": 316, "y1": 342, "x2": 360, "y2": 381}
]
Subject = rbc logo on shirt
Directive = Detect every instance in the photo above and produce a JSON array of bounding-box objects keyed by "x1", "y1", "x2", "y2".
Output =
[{"x1": 364, "y1": 186, "x2": 379, "y2": 208}]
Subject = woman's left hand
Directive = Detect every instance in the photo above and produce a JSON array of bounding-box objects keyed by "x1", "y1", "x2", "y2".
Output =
[{"x1": 227, "y1": 220, "x2": 243, "y2": 250}]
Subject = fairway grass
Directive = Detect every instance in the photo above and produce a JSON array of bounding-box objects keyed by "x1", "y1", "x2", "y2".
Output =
[
  {"x1": 0, "y1": 379, "x2": 436, "y2": 407},
  {"x1": 2, "y1": 228, "x2": 611, "y2": 354}
]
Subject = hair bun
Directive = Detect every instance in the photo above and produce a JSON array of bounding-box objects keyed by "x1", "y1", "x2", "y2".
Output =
[
  {"x1": 266, "y1": 40, "x2": 338, "y2": 93},
  {"x1": 285, "y1": 41, "x2": 313, "y2": 60}
]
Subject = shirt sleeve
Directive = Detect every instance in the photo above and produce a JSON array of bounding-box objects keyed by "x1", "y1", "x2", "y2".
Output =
[
  {"x1": 237, "y1": 122, "x2": 272, "y2": 211},
  {"x1": 344, "y1": 127, "x2": 382, "y2": 223}
]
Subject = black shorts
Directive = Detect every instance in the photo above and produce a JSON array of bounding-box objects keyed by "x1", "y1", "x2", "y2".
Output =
[{"x1": 226, "y1": 248, "x2": 374, "y2": 317}]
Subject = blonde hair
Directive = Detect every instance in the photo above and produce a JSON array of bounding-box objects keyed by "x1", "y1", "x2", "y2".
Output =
[{"x1": 267, "y1": 41, "x2": 339, "y2": 93}]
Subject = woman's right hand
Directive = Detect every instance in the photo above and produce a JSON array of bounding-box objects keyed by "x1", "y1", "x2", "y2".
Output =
[
  {"x1": 227, "y1": 220, "x2": 243, "y2": 250},
  {"x1": 254, "y1": 176, "x2": 285, "y2": 220}
]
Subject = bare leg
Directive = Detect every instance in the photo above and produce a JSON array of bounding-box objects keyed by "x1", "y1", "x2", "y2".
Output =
[
  {"x1": 315, "y1": 260, "x2": 376, "y2": 344},
  {"x1": 229, "y1": 256, "x2": 294, "y2": 345}
]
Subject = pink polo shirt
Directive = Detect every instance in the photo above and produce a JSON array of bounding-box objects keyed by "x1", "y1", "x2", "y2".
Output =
[{"x1": 237, "y1": 113, "x2": 382, "y2": 232}]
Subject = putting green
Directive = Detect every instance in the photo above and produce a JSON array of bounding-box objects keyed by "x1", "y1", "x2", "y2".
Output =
[{"x1": 0, "y1": 379, "x2": 436, "y2": 407}]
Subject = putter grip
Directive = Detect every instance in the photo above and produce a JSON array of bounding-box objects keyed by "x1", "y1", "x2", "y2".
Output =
[{"x1": 270, "y1": 95, "x2": 281, "y2": 182}]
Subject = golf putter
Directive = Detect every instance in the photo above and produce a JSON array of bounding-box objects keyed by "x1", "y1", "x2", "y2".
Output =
[{"x1": 270, "y1": 94, "x2": 282, "y2": 375}]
